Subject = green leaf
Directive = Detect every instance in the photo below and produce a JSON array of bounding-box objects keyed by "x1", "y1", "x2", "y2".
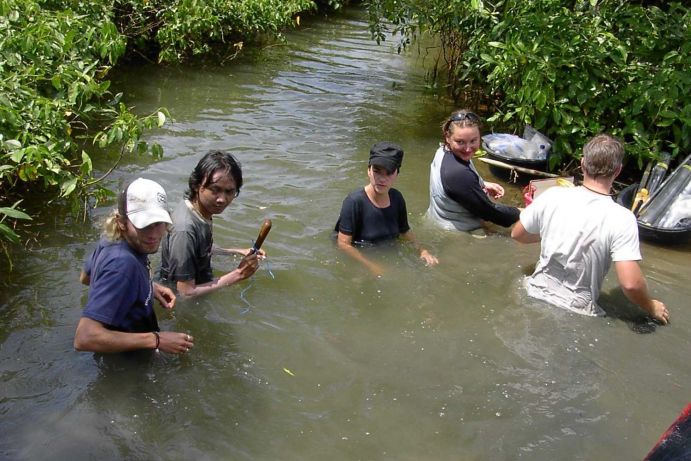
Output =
[
  {"x1": 480, "y1": 53, "x2": 495, "y2": 64},
  {"x1": 535, "y1": 91, "x2": 547, "y2": 109},
  {"x1": 60, "y1": 178, "x2": 79, "y2": 197},
  {"x1": 52, "y1": 75, "x2": 62, "y2": 90},
  {"x1": 157, "y1": 111, "x2": 166, "y2": 127},
  {"x1": 4, "y1": 140, "x2": 22, "y2": 151},
  {"x1": 0, "y1": 207, "x2": 32, "y2": 220},
  {"x1": 150, "y1": 143, "x2": 164, "y2": 159},
  {"x1": 0, "y1": 224, "x2": 21, "y2": 244},
  {"x1": 80, "y1": 151, "x2": 93, "y2": 175}
]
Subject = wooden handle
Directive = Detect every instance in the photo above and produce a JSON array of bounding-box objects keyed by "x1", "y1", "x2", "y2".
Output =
[{"x1": 252, "y1": 219, "x2": 272, "y2": 252}]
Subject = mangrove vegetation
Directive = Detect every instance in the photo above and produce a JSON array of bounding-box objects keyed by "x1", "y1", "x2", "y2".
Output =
[
  {"x1": 0, "y1": 0, "x2": 347, "y2": 261},
  {"x1": 367, "y1": 0, "x2": 690, "y2": 170}
]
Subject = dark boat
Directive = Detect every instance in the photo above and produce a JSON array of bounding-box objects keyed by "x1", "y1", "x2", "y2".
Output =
[{"x1": 617, "y1": 184, "x2": 691, "y2": 245}]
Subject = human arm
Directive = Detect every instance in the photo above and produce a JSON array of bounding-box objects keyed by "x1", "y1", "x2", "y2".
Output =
[
  {"x1": 400, "y1": 231, "x2": 438, "y2": 266},
  {"x1": 442, "y1": 160, "x2": 519, "y2": 227},
  {"x1": 213, "y1": 245, "x2": 266, "y2": 258},
  {"x1": 511, "y1": 220, "x2": 541, "y2": 244},
  {"x1": 337, "y1": 231, "x2": 385, "y2": 277},
  {"x1": 153, "y1": 282, "x2": 176, "y2": 309},
  {"x1": 176, "y1": 252, "x2": 260, "y2": 297},
  {"x1": 79, "y1": 270, "x2": 90, "y2": 286},
  {"x1": 614, "y1": 260, "x2": 669, "y2": 324},
  {"x1": 164, "y1": 223, "x2": 260, "y2": 297},
  {"x1": 74, "y1": 317, "x2": 194, "y2": 354}
]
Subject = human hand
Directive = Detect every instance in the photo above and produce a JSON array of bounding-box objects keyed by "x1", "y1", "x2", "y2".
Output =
[
  {"x1": 368, "y1": 261, "x2": 386, "y2": 278},
  {"x1": 235, "y1": 252, "x2": 260, "y2": 281},
  {"x1": 231, "y1": 247, "x2": 267, "y2": 258},
  {"x1": 648, "y1": 299, "x2": 669, "y2": 325},
  {"x1": 154, "y1": 283, "x2": 176, "y2": 309},
  {"x1": 247, "y1": 247, "x2": 267, "y2": 258},
  {"x1": 484, "y1": 182, "x2": 505, "y2": 199},
  {"x1": 158, "y1": 331, "x2": 194, "y2": 354},
  {"x1": 420, "y1": 249, "x2": 439, "y2": 266}
]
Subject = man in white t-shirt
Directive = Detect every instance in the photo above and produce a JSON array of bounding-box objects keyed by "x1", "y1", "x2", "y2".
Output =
[{"x1": 511, "y1": 134, "x2": 669, "y2": 324}]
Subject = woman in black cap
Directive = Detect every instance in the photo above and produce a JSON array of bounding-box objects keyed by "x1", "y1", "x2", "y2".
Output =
[{"x1": 335, "y1": 141, "x2": 438, "y2": 276}]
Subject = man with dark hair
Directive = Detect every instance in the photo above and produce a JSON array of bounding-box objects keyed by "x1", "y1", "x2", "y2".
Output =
[
  {"x1": 75, "y1": 178, "x2": 194, "y2": 354},
  {"x1": 511, "y1": 134, "x2": 669, "y2": 324},
  {"x1": 159, "y1": 150, "x2": 261, "y2": 297}
]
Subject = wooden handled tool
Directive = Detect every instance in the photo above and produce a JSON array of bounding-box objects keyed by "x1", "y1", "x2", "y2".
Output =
[{"x1": 251, "y1": 219, "x2": 272, "y2": 253}]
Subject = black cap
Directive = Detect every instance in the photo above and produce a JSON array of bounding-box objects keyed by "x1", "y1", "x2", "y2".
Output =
[{"x1": 368, "y1": 141, "x2": 404, "y2": 173}]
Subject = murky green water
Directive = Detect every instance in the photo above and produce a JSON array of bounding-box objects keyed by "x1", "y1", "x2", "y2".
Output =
[{"x1": 2, "y1": 7, "x2": 690, "y2": 460}]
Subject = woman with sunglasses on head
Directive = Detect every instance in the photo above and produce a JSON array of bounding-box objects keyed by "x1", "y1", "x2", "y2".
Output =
[{"x1": 426, "y1": 110, "x2": 520, "y2": 235}]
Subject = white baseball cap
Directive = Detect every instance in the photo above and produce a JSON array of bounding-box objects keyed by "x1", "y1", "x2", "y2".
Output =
[{"x1": 124, "y1": 178, "x2": 172, "y2": 229}]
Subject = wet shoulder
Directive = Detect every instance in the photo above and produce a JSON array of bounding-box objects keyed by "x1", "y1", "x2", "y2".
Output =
[
  {"x1": 389, "y1": 187, "x2": 405, "y2": 201},
  {"x1": 170, "y1": 200, "x2": 208, "y2": 231},
  {"x1": 344, "y1": 188, "x2": 367, "y2": 203}
]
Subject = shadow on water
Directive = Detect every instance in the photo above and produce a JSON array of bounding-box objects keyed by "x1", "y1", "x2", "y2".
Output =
[{"x1": 599, "y1": 290, "x2": 662, "y2": 335}]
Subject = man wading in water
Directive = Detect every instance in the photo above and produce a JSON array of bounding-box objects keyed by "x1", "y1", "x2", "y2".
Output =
[
  {"x1": 511, "y1": 134, "x2": 669, "y2": 324},
  {"x1": 159, "y1": 150, "x2": 263, "y2": 297},
  {"x1": 75, "y1": 178, "x2": 194, "y2": 354}
]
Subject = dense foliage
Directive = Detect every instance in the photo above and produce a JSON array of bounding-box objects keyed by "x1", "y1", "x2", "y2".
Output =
[
  {"x1": 367, "y1": 0, "x2": 690, "y2": 171},
  {"x1": 112, "y1": 0, "x2": 315, "y2": 62},
  {"x1": 0, "y1": 0, "x2": 168, "y2": 260},
  {"x1": 0, "y1": 0, "x2": 347, "y2": 261}
]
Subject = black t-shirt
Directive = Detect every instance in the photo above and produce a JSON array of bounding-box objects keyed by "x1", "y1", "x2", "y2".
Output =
[{"x1": 335, "y1": 188, "x2": 410, "y2": 244}]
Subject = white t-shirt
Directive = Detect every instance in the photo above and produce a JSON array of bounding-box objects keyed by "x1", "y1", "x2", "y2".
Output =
[{"x1": 520, "y1": 186, "x2": 641, "y2": 316}]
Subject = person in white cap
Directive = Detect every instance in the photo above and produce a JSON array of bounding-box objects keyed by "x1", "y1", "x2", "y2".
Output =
[{"x1": 75, "y1": 178, "x2": 195, "y2": 354}]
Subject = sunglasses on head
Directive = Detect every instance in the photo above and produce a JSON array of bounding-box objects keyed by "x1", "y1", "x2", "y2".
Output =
[{"x1": 450, "y1": 111, "x2": 480, "y2": 123}]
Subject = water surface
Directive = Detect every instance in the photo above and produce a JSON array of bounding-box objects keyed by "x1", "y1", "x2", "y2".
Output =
[{"x1": 1, "y1": 7, "x2": 690, "y2": 461}]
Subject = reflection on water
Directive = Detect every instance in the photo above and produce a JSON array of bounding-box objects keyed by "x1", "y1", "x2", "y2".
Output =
[{"x1": 1, "y1": 6, "x2": 690, "y2": 461}]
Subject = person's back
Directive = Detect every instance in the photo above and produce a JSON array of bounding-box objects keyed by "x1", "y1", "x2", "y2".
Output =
[
  {"x1": 521, "y1": 185, "x2": 639, "y2": 315},
  {"x1": 512, "y1": 133, "x2": 669, "y2": 325}
]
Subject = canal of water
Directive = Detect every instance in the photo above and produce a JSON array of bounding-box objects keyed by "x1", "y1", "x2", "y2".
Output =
[{"x1": 1, "y1": 6, "x2": 689, "y2": 460}]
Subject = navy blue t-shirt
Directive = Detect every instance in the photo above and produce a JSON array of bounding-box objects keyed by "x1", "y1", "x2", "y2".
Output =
[
  {"x1": 82, "y1": 239, "x2": 159, "y2": 333},
  {"x1": 335, "y1": 188, "x2": 410, "y2": 244}
]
